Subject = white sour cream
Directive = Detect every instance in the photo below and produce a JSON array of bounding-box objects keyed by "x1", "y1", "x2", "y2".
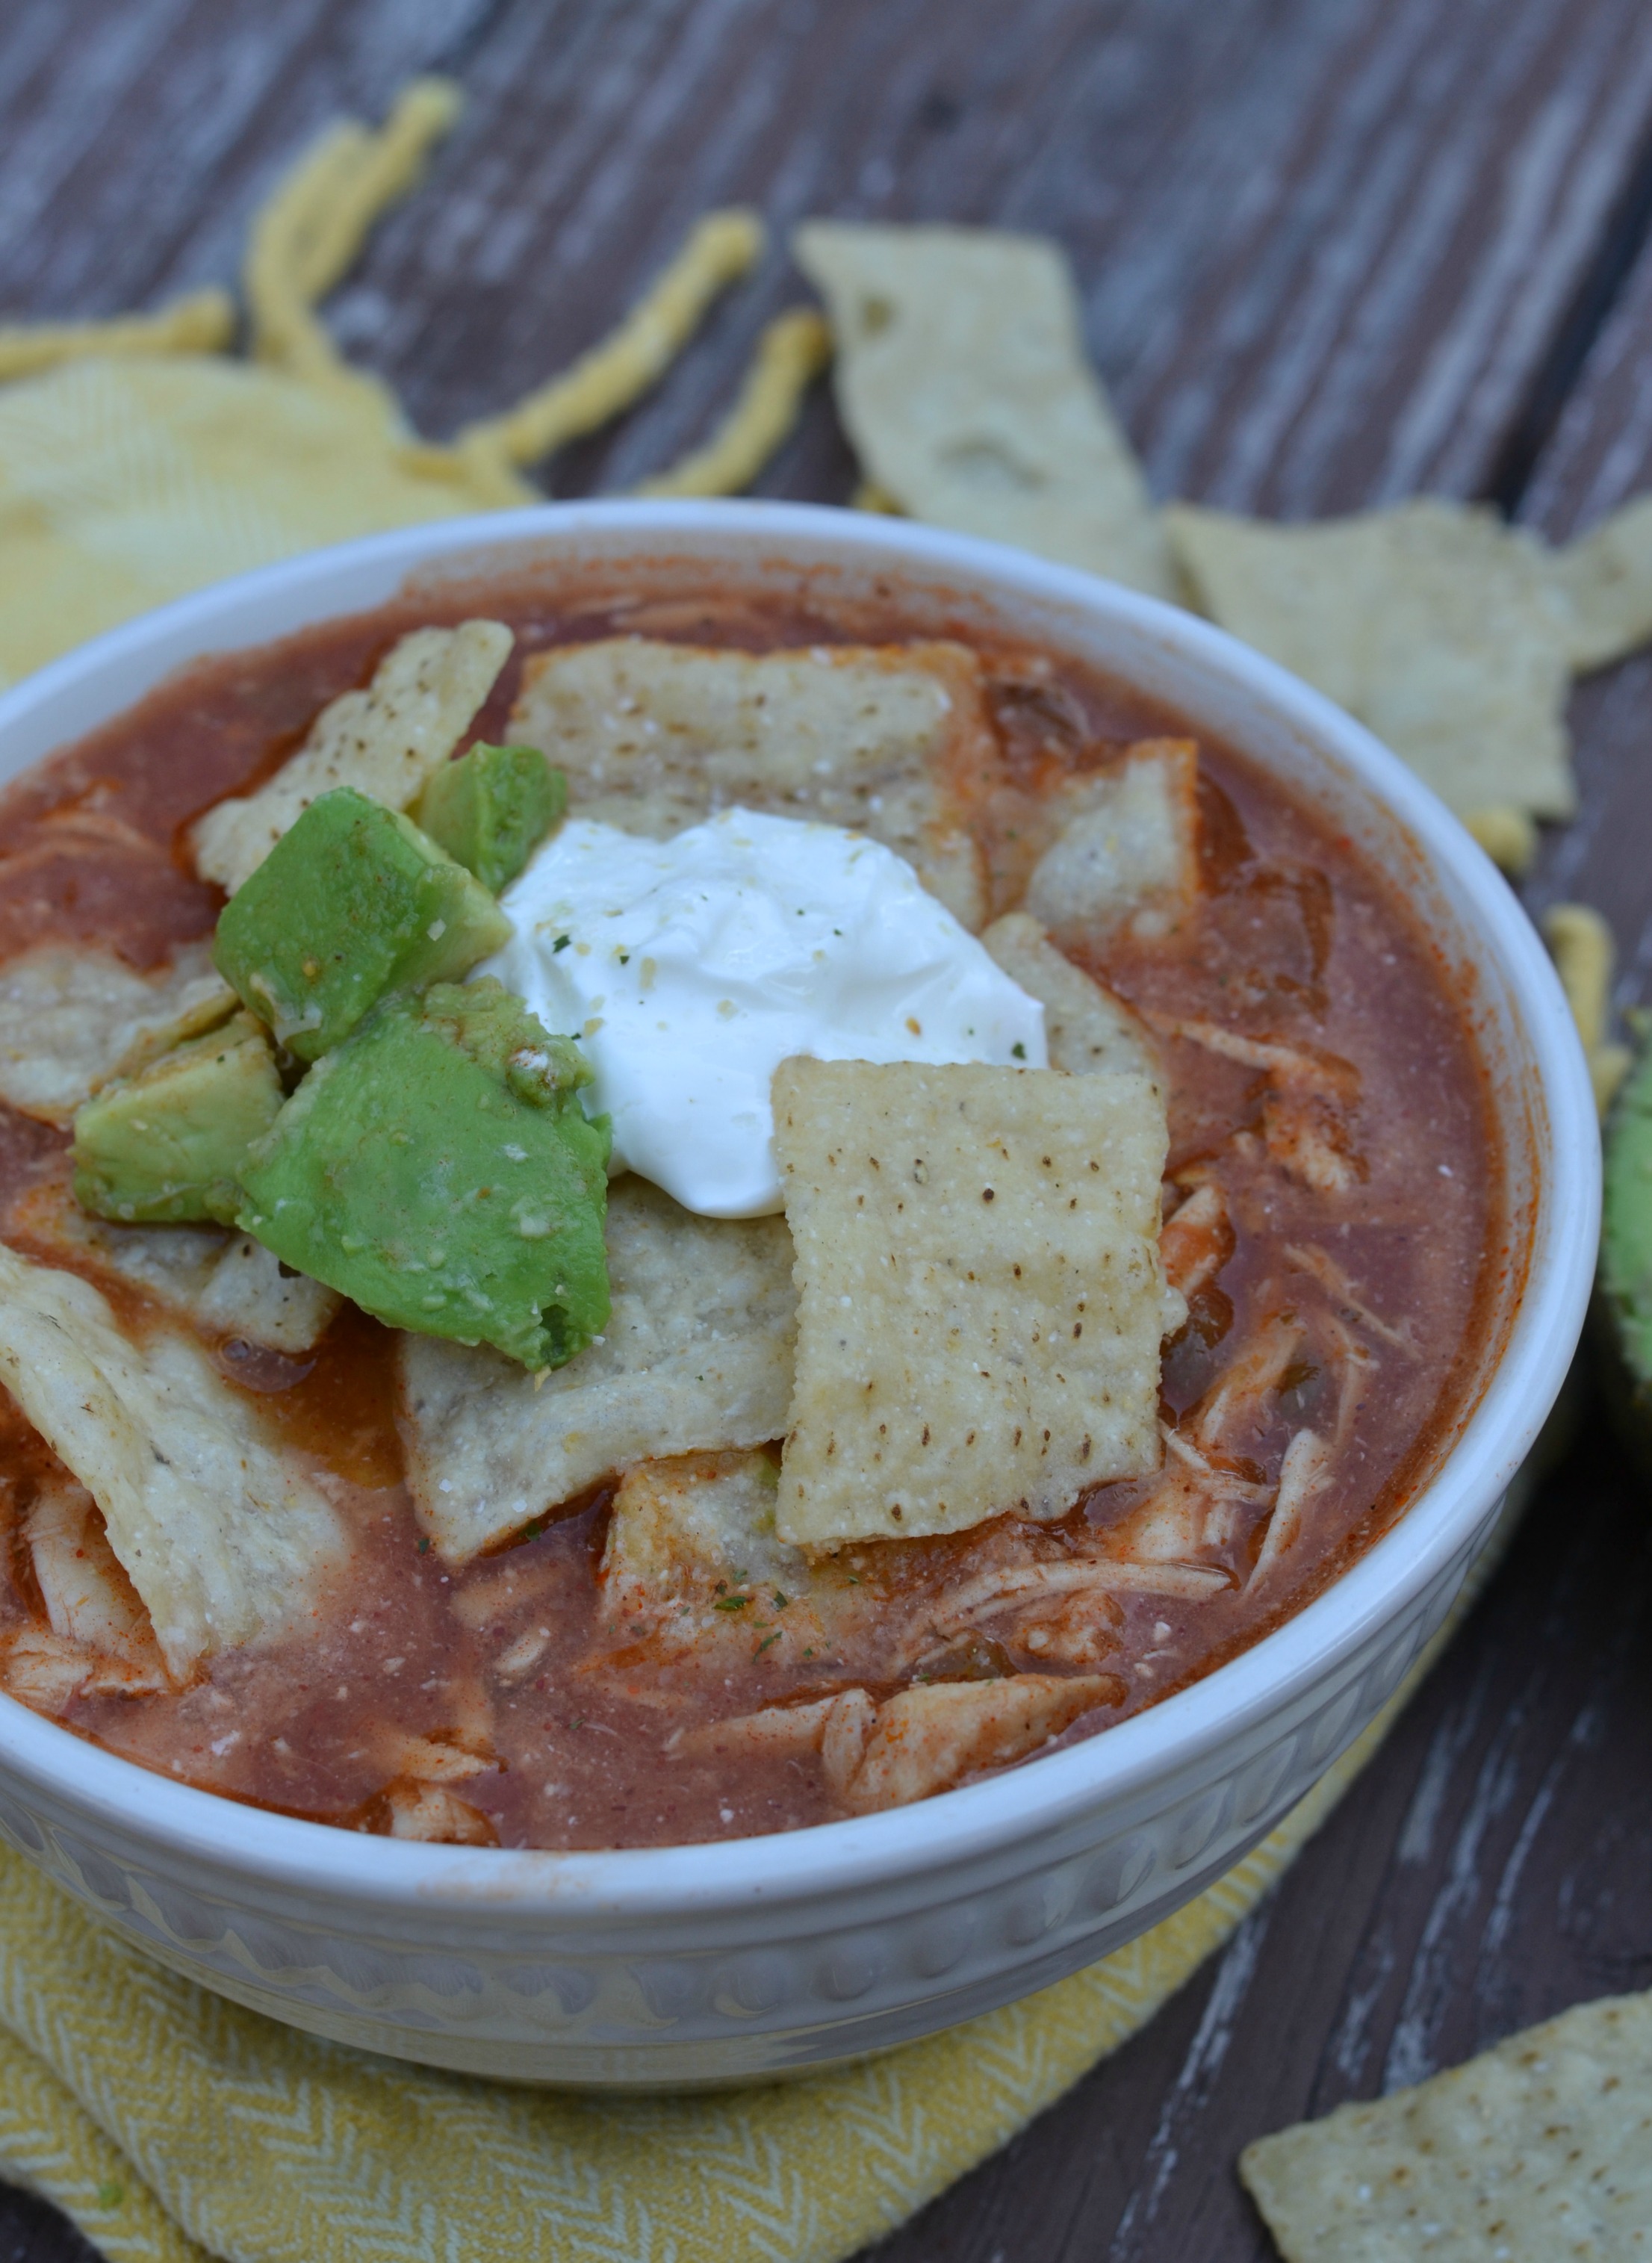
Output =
[{"x1": 478, "y1": 808, "x2": 1047, "y2": 1217}]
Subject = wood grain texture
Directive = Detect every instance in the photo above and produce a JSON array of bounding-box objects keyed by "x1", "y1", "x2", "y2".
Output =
[
  {"x1": 7, "y1": 0, "x2": 1652, "y2": 513},
  {"x1": 0, "y1": 1, "x2": 1651, "y2": 2259}
]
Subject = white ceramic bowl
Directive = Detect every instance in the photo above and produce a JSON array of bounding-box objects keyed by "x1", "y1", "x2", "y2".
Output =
[{"x1": 0, "y1": 503, "x2": 1597, "y2": 2086}]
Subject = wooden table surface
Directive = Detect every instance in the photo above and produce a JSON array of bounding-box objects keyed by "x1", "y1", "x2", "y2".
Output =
[{"x1": 1, "y1": 2, "x2": 1650, "y2": 2257}]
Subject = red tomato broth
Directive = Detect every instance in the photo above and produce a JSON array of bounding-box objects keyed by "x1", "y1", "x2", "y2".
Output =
[{"x1": 0, "y1": 577, "x2": 1499, "y2": 1848}]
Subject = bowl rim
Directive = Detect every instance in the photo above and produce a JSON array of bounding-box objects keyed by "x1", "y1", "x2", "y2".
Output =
[{"x1": 0, "y1": 498, "x2": 1600, "y2": 1921}]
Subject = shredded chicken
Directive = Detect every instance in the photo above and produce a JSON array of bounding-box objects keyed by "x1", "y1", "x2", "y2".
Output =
[
  {"x1": 1285, "y1": 1242, "x2": 1418, "y2": 1355},
  {"x1": 1252, "y1": 1429, "x2": 1332, "y2": 1579},
  {"x1": 1154, "y1": 1017, "x2": 1364, "y2": 1192},
  {"x1": 370, "y1": 1781, "x2": 498, "y2": 1845},
  {"x1": 1, "y1": 1477, "x2": 169, "y2": 1709},
  {"x1": 680, "y1": 1673, "x2": 1117, "y2": 1813},
  {"x1": 1161, "y1": 1181, "x2": 1235, "y2": 1297}
]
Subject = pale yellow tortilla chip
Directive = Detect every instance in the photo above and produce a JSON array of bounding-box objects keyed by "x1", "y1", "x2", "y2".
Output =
[
  {"x1": 18, "y1": 1185, "x2": 339, "y2": 1354},
  {"x1": 1022, "y1": 740, "x2": 1200, "y2": 944},
  {"x1": 0, "y1": 358, "x2": 530, "y2": 698},
  {"x1": 1551, "y1": 493, "x2": 1652, "y2": 673},
  {"x1": 602, "y1": 1449, "x2": 796, "y2": 1614},
  {"x1": 794, "y1": 222, "x2": 1174, "y2": 599},
  {"x1": 772, "y1": 1058, "x2": 1177, "y2": 1547},
  {"x1": 0, "y1": 941, "x2": 234, "y2": 1126},
  {"x1": 508, "y1": 637, "x2": 990, "y2": 928},
  {"x1": 981, "y1": 913, "x2": 1160, "y2": 1082},
  {"x1": 1167, "y1": 499, "x2": 1576, "y2": 819},
  {"x1": 398, "y1": 1176, "x2": 798, "y2": 1561},
  {"x1": 1240, "y1": 1989, "x2": 1652, "y2": 2261},
  {"x1": 0, "y1": 1244, "x2": 345, "y2": 1677},
  {"x1": 190, "y1": 618, "x2": 512, "y2": 892}
]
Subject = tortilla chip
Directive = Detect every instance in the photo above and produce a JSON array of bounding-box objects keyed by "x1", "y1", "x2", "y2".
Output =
[
  {"x1": 190, "y1": 619, "x2": 512, "y2": 893},
  {"x1": 771, "y1": 1058, "x2": 1176, "y2": 1547},
  {"x1": 1022, "y1": 740, "x2": 1200, "y2": 944},
  {"x1": 1551, "y1": 494, "x2": 1652, "y2": 673},
  {"x1": 1240, "y1": 1989, "x2": 1652, "y2": 2260},
  {"x1": 980, "y1": 914, "x2": 1160, "y2": 1082},
  {"x1": 0, "y1": 942, "x2": 234, "y2": 1126},
  {"x1": 603, "y1": 1450, "x2": 793, "y2": 1609},
  {"x1": 398, "y1": 1176, "x2": 798, "y2": 1561},
  {"x1": 508, "y1": 637, "x2": 991, "y2": 928},
  {"x1": 794, "y1": 222, "x2": 1174, "y2": 599},
  {"x1": 0, "y1": 1244, "x2": 345, "y2": 1677},
  {"x1": 17, "y1": 1187, "x2": 339, "y2": 1354},
  {"x1": 1167, "y1": 499, "x2": 1576, "y2": 819}
]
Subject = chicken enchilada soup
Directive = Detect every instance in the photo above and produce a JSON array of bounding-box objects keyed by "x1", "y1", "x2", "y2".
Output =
[{"x1": 0, "y1": 576, "x2": 1497, "y2": 1849}]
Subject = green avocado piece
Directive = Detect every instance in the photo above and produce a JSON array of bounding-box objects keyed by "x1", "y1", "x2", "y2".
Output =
[
  {"x1": 1600, "y1": 1037, "x2": 1652, "y2": 1436},
  {"x1": 212, "y1": 787, "x2": 512, "y2": 1061},
  {"x1": 412, "y1": 742, "x2": 567, "y2": 895},
  {"x1": 236, "y1": 980, "x2": 610, "y2": 1368},
  {"x1": 72, "y1": 1011, "x2": 283, "y2": 1226}
]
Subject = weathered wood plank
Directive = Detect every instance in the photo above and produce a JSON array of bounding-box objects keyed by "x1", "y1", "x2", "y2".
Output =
[{"x1": 6, "y1": 0, "x2": 1652, "y2": 518}]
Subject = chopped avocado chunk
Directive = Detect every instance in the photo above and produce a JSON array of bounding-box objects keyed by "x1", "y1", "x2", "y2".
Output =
[
  {"x1": 1601, "y1": 1037, "x2": 1652, "y2": 1441},
  {"x1": 412, "y1": 742, "x2": 567, "y2": 894},
  {"x1": 212, "y1": 787, "x2": 512, "y2": 1061},
  {"x1": 237, "y1": 980, "x2": 610, "y2": 1368},
  {"x1": 73, "y1": 1011, "x2": 283, "y2": 1225}
]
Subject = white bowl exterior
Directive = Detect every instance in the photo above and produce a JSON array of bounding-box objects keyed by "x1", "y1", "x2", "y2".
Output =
[{"x1": 0, "y1": 503, "x2": 1597, "y2": 2085}]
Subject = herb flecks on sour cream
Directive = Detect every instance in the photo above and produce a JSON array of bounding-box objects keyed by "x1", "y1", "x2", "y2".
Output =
[{"x1": 477, "y1": 807, "x2": 1049, "y2": 1218}]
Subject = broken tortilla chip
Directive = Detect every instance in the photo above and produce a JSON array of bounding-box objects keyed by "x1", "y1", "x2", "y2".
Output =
[
  {"x1": 1550, "y1": 492, "x2": 1652, "y2": 674},
  {"x1": 1167, "y1": 499, "x2": 1577, "y2": 819},
  {"x1": 598, "y1": 1449, "x2": 842, "y2": 1667},
  {"x1": 981, "y1": 913, "x2": 1160, "y2": 1083},
  {"x1": 771, "y1": 1057, "x2": 1177, "y2": 1547},
  {"x1": 1022, "y1": 740, "x2": 1200, "y2": 946},
  {"x1": 0, "y1": 1244, "x2": 344, "y2": 1677},
  {"x1": 398, "y1": 1176, "x2": 797, "y2": 1561},
  {"x1": 0, "y1": 941, "x2": 234, "y2": 1126},
  {"x1": 13, "y1": 1185, "x2": 339, "y2": 1356},
  {"x1": 190, "y1": 619, "x2": 512, "y2": 893},
  {"x1": 795, "y1": 222, "x2": 1173, "y2": 599},
  {"x1": 508, "y1": 636, "x2": 993, "y2": 928},
  {"x1": 1240, "y1": 1988, "x2": 1652, "y2": 2261}
]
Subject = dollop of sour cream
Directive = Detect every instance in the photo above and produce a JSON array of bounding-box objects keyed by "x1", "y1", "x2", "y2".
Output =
[{"x1": 478, "y1": 808, "x2": 1047, "y2": 1217}]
